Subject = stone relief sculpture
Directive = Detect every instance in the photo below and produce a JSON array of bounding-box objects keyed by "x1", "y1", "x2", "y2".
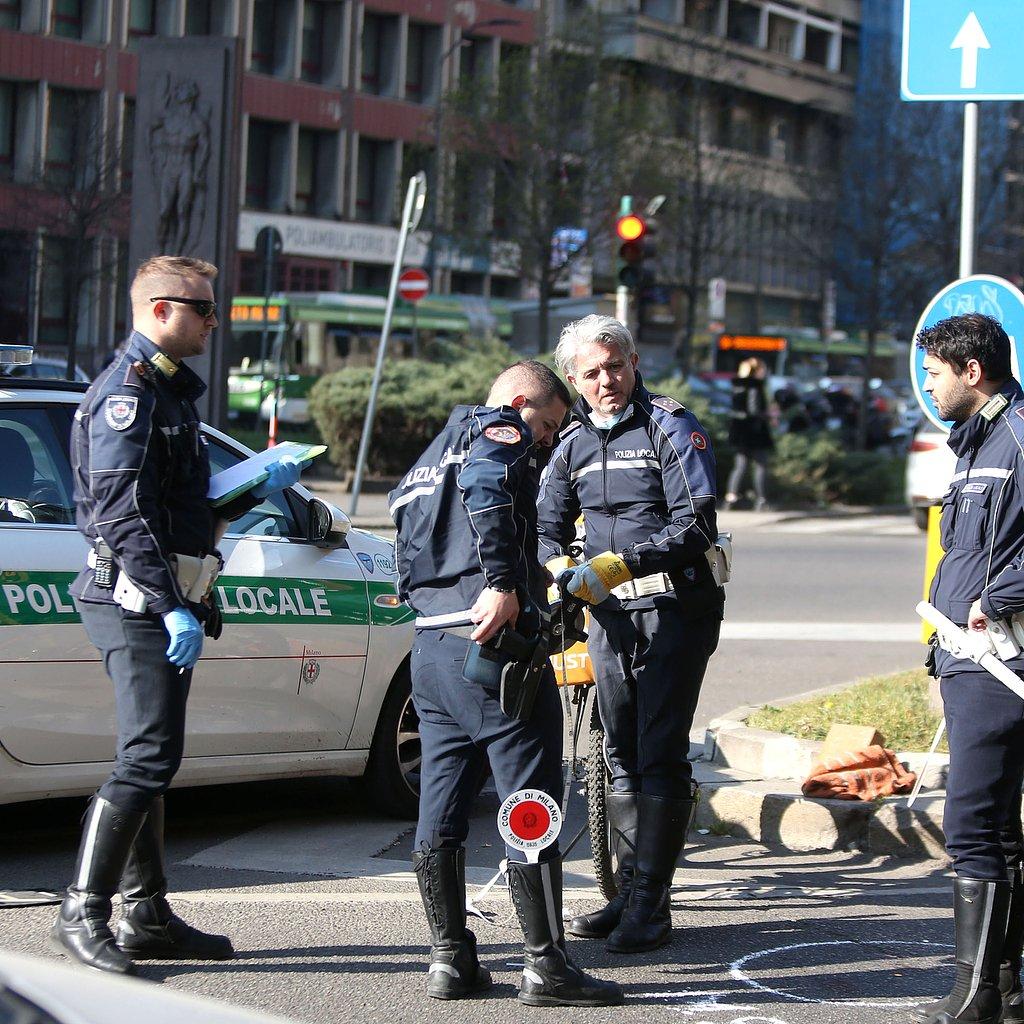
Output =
[{"x1": 148, "y1": 76, "x2": 211, "y2": 254}]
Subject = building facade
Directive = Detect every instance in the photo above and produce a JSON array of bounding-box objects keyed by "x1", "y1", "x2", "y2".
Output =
[{"x1": 0, "y1": 0, "x2": 532, "y2": 370}]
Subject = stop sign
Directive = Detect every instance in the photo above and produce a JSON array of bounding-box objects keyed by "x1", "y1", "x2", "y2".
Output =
[{"x1": 398, "y1": 268, "x2": 430, "y2": 304}]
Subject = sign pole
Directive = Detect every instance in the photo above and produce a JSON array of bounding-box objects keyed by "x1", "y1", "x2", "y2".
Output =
[
  {"x1": 350, "y1": 173, "x2": 427, "y2": 517},
  {"x1": 959, "y1": 102, "x2": 979, "y2": 278}
]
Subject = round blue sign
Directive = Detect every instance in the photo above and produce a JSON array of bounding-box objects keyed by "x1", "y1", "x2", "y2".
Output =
[{"x1": 911, "y1": 274, "x2": 1024, "y2": 431}]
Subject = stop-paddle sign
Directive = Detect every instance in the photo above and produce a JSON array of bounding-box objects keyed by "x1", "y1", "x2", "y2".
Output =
[
  {"x1": 398, "y1": 267, "x2": 430, "y2": 304},
  {"x1": 497, "y1": 789, "x2": 562, "y2": 863}
]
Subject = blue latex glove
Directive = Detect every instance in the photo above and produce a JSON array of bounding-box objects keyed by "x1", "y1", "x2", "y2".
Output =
[
  {"x1": 252, "y1": 455, "x2": 302, "y2": 500},
  {"x1": 161, "y1": 607, "x2": 203, "y2": 670}
]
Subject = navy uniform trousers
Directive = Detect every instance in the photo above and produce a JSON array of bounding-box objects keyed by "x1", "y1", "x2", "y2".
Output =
[
  {"x1": 78, "y1": 600, "x2": 192, "y2": 815},
  {"x1": 412, "y1": 628, "x2": 563, "y2": 862},
  {"x1": 589, "y1": 600, "x2": 721, "y2": 799},
  {"x1": 942, "y1": 669, "x2": 1024, "y2": 880}
]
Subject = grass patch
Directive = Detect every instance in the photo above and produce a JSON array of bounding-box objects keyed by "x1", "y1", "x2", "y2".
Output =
[{"x1": 745, "y1": 667, "x2": 946, "y2": 753}]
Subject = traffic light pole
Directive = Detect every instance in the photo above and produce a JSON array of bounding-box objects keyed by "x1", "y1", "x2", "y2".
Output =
[{"x1": 615, "y1": 285, "x2": 629, "y2": 323}]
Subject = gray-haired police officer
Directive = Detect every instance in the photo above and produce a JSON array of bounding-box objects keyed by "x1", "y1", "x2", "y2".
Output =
[
  {"x1": 914, "y1": 314, "x2": 1024, "y2": 1024},
  {"x1": 390, "y1": 360, "x2": 622, "y2": 1007},
  {"x1": 53, "y1": 256, "x2": 301, "y2": 975},
  {"x1": 537, "y1": 315, "x2": 723, "y2": 954}
]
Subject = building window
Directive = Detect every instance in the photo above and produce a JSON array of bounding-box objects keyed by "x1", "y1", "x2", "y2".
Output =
[
  {"x1": 355, "y1": 136, "x2": 395, "y2": 223},
  {"x1": 726, "y1": 1, "x2": 759, "y2": 48},
  {"x1": 684, "y1": 0, "x2": 717, "y2": 32},
  {"x1": 252, "y1": 0, "x2": 291, "y2": 75},
  {"x1": 46, "y1": 89, "x2": 98, "y2": 190},
  {"x1": 185, "y1": 0, "x2": 212, "y2": 33},
  {"x1": 287, "y1": 259, "x2": 332, "y2": 291},
  {"x1": 804, "y1": 25, "x2": 831, "y2": 67},
  {"x1": 0, "y1": 0, "x2": 20, "y2": 30},
  {"x1": 245, "y1": 119, "x2": 288, "y2": 210},
  {"x1": 405, "y1": 22, "x2": 441, "y2": 104},
  {"x1": 361, "y1": 12, "x2": 399, "y2": 96},
  {"x1": 296, "y1": 127, "x2": 336, "y2": 216},
  {"x1": 128, "y1": 0, "x2": 156, "y2": 48},
  {"x1": 460, "y1": 36, "x2": 492, "y2": 87},
  {"x1": 39, "y1": 237, "x2": 73, "y2": 347},
  {"x1": 767, "y1": 13, "x2": 794, "y2": 57},
  {"x1": 840, "y1": 34, "x2": 859, "y2": 76},
  {"x1": 52, "y1": 0, "x2": 83, "y2": 38},
  {"x1": 0, "y1": 81, "x2": 14, "y2": 182},
  {"x1": 120, "y1": 98, "x2": 135, "y2": 187},
  {"x1": 301, "y1": 1, "x2": 326, "y2": 82}
]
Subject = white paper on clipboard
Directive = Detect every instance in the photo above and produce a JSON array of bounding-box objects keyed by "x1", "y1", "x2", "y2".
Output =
[{"x1": 207, "y1": 441, "x2": 326, "y2": 507}]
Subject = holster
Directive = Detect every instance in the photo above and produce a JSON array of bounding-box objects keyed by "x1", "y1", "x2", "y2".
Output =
[
  {"x1": 499, "y1": 632, "x2": 550, "y2": 721},
  {"x1": 462, "y1": 625, "x2": 548, "y2": 722}
]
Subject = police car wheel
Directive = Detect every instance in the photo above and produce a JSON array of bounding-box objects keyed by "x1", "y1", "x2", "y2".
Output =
[
  {"x1": 586, "y1": 700, "x2": 617, "y2": 901},
  {"x1": 366, "y1": 664, "x2": 420, "y2": 820}
]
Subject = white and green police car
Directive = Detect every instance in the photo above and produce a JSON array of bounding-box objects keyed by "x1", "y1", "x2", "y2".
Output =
[{"x1": 0, "y1": 349, "x2": 419, "y2": 816}]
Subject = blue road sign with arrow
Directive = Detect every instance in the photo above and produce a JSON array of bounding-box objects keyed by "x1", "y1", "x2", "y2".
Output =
[
  {"x1": 911, "y1": 275, "x2": 1024, "y2": 431},
  {"x1": 902, "y1": 1, "x2": 1024, "y2": 101}
]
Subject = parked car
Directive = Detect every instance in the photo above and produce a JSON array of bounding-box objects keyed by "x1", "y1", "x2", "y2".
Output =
[
  {"x1": 0, "y1": 949, "x2": 299, "y2": 1024},
  {"x1": 0, "y1": 363, "x2": 419, "y2": 815},
  {"x1": 0, "y1": 355, "x2": 90, "y2": 382},
  {"x1": 905, "y1": 420, "x2": 956, "y2": 530}
]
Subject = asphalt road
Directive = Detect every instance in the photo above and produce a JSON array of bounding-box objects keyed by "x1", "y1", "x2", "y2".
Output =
[{"x1": 0, "y1": 511, "x2": 944, "y2": 1024}]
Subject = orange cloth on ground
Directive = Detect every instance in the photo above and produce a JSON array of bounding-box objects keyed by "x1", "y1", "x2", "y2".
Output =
[{"x1": 801, "y1": 745, "x2": 917, "y2": 801}]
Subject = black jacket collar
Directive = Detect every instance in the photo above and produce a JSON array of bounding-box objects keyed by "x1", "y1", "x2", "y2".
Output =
[{"x1": 947, "y1": 379, "x2": 1024, "y2": 457}]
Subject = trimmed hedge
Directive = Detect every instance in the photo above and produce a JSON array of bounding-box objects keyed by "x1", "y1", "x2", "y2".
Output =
[
  {"x1": 308, "y1": 338, "x2": 517, "y2": 478},
  {"x1": 308, "y1": 355, "x2": 905, "y2": 505}
]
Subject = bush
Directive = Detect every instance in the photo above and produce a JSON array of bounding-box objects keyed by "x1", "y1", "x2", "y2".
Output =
[{"x1": 308, "y1": 338, "x2": 519, "y2": 478}]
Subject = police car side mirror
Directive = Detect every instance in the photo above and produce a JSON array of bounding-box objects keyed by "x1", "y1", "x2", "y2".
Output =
[{"x1": 308, "y1": 498, "x2": 350, "y2": 546}]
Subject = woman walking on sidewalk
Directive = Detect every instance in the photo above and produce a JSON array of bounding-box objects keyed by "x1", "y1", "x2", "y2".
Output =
[{"x1": 725, "y1": 357, "x2": 774, "y2": 511}]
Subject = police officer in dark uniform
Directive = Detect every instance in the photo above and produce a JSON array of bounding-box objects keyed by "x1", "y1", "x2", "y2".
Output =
[
  {"x1": 53, "y1": 256, "x2": 301, "y2": 975},
  {"x1": 390, "y1": 360, "x2": 622, "y2": 1007},
  {"x1": 913, "y1": 314, "x2": 1024, "y2": 1024},
  {"x1": 537, "y1": 315, "x2": 723, "y2": 954}
]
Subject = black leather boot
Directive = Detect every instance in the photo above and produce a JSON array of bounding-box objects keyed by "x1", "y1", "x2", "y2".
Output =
[
  {"x1": 606, "y1": 792, "x2": 694, "y2": 954},
  {"x1": 413, "y1": 846, "x2": 492, "y2": 1000},
  {"x1": 916, "y1": 877, "x2": 1009, "y2": 1024},
  {"x1": 506, "y1": 858, "x2": 623, "y2": 1007},
  {"x1": 1001, "y1": 866, "x2": 1024, "y2": 1024},
  {"x1": 115, "y1": 797, "x2": 234, "y2": 960},
  {"x1": 51, "y1": 796, "x2": 146, "y2": 974},
  {"x1": 567, "y1": 792, "x2": 638, "y2": 939}
]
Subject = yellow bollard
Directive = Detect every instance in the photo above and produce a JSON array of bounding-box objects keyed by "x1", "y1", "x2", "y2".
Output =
[{"x1": 921, "y1": 504, "x2": 945, "y2": 643}]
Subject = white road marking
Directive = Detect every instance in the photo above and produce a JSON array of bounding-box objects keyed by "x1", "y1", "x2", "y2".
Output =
[{"x1": 721, "y1": 622, "x2": 919, "y2": 642}]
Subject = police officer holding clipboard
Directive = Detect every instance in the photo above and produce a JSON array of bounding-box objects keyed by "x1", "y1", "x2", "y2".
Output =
[
  {"x1": 52, "y1": 256, "x2": 302, "y2": 975},
  {"x1": 390, "y1": 359, "x2": 622, "y2": 1007}
]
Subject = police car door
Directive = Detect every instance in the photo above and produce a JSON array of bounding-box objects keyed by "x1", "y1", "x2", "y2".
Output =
[
  {"x1": 0, "y1": 398, "x2": 106, "y2": 767},
  {"x1": 196, "y1": 432, "x2": 367, "y2": 755}
]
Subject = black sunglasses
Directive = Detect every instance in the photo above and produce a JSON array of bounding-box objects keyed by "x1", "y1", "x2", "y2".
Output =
[{"x1": 150, "y1": 296, "x2": 218, "y2": 319}]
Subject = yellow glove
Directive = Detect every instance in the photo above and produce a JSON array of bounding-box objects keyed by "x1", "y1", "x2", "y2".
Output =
[
  {"x1": 562, "y1": 551, "x2": 633, "y2": 605},
  {"x1": 545, "y1": 556, "x2": 576, "y2": 604}
]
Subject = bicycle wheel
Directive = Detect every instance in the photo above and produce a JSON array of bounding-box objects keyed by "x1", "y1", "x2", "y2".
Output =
[{"x1": 586, "y1": 697, "x2": 617, "y2": 900}]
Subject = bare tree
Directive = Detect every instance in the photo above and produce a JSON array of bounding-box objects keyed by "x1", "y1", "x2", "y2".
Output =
[
  {"x1": 441, "y1": 8, "x2": 656, "y2": 350},
  {"x1": 13, "y1": 92, "x2": 128, "y2": 378}
]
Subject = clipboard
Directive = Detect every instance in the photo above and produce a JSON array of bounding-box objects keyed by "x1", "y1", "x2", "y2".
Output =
[{"x1": 208, "y1": 441, "x2": 327, "y2": 507}]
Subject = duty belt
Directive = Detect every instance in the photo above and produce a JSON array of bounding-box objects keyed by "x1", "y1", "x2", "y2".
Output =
[
  {"x1": 87, "y1": 546, "x2": 221, "y2": 612},
  {"x1": 612, "y1": 572, "x2": 674, "y2": 600}
]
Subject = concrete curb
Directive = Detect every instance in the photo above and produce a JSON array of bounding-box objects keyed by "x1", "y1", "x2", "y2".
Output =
[{"x1": 696, "y1": 699, "x2": 950, "y2": 860}]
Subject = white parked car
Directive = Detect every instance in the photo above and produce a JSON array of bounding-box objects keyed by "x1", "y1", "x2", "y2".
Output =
[
  {"x1": 0, "y1": 949, "x2": 300, "y2": 1024},
  {"x1": 0, "y1": 368, "x2": 419, "y2": 815},
  {"x1": 905, "y1": 420, "x2": 957, "y2": 530}
]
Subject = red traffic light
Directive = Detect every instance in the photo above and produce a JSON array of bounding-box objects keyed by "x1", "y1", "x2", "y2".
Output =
[{"x1": 616, "y1": 214, "x2": 646, "y2": 242}]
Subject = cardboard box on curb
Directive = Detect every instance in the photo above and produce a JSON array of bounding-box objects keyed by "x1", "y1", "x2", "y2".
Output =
[{"x1": 819, "y1": 724, "x2": 884, "y2": 759}]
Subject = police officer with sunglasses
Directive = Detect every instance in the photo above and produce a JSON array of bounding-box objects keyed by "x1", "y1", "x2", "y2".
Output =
[{"x1": 52, "y1": 256, "x2": 302, "y2": 976}]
